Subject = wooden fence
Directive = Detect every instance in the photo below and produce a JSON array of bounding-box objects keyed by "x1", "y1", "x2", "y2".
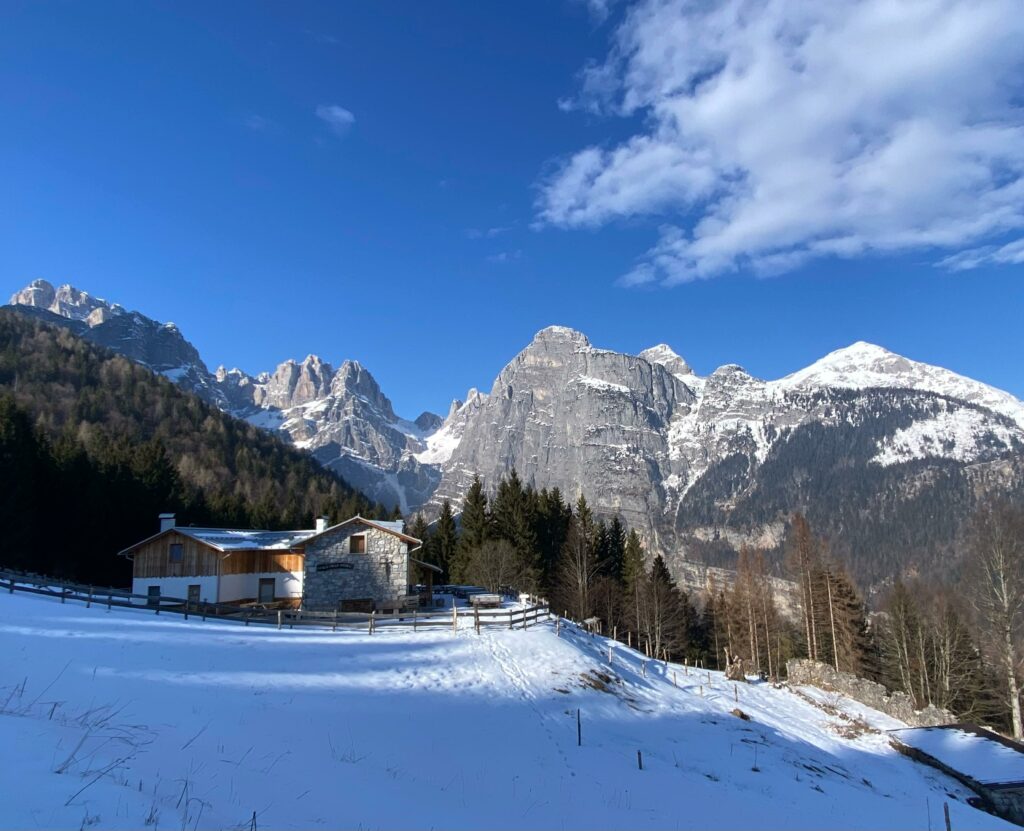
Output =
[{"x1": 0, "y1": 569, "x2": 550, "y2": 634}]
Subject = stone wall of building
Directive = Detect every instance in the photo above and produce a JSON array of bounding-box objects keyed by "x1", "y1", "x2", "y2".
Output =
[
  {"x1": 786, "y1": 659, "x2": 954, "y2": 727},
  {"x1": 302, "y1": 523, "x2": 409, "y2": 611}
]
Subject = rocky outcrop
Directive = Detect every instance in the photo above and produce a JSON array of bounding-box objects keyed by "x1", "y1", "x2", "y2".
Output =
[
  {"x1": 786, "y1": 659, "x2": 953, "y2": 727},
  {"x1": 9, "y1": 280, "x2": 226, "y2": 406}
]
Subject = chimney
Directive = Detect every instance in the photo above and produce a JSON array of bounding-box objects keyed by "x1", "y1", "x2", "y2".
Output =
[
  {"x1": 315, "y1": 516, "x2": 329, "y2": 533},
  {"x1": 159, "y1": 513, "x2": 176, "y2": 532}
]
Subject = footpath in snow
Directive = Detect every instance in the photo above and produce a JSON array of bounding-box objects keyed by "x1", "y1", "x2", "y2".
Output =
[{"x1": 0, "y1": 591, "x2": 1013, "y2": 830}]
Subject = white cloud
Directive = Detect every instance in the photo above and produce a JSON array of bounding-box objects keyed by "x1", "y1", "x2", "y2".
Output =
[
  {"x1": 486, "y1": 249, "x2": 523, "y2": 264},
  {"x1": 538, "y1": 0, "x2": 1024, "y2": 284},
  {"x1": 580, "y1": 0, "x2": 619, "y2": 23},
  {"x1": 466, "y1": 226, "x2": 511, "y2": 239},
  {"x1": 938, "y1": 239, "x2": 1024, "y2": 271},
  {"x1": 315, "y1": 104, "x2": 356, "y2": 137}
]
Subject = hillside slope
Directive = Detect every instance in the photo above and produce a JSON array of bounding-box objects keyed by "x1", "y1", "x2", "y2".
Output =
[
  {"x1": 0, "y1": 591, "x2": 1010, "y2": 830},
  {"x1": 0, "y1": 310, "x2": 386, "y2": 582}
]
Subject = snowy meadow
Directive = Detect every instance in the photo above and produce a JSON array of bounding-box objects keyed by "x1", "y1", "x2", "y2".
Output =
[{"x1": 0, "y1": 592, "x2": 1012, "y2": 830}]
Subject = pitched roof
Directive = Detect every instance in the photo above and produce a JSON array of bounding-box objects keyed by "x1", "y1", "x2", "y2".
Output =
[
  {"x1": 177, "y1": 527, "x2": 319, "y2": 552},
  {"x1": 306, "y1": 515, "x2": 422, "y2": 546},
  {"x1": 118, "y1": 515, "x2": 422, "y2": 557},
  {"x1": 890, "y1": 725, "x2": 1024, "y2": 787},
  {"x1": 118, "y1": 526, "x2": 318, "y2": 556}
]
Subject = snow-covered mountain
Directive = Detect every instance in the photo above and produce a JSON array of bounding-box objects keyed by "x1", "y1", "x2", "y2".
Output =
[
  {"x1": 9, "y1": 280, "x2": 1024, "y2": 588},
  {"x1": 429, "y1": 327, "x2": 1024, "y2": 587}
]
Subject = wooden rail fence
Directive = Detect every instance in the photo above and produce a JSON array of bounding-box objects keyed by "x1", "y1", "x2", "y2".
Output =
[{"x1": 0, "y1": 569, "x2": 550, "y2": 634}]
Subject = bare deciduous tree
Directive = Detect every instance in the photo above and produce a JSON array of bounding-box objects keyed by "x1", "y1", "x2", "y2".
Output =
[{"x1": 966, "y1": 501, "x2": 1024, "y2": 739}]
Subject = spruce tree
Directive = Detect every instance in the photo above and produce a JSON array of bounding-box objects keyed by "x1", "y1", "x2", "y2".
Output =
[
  {"x1": 605, "y1": 516, "x2": 626, "y2": 582},
  {"x1": 434, "y1": 500, "x2": 458, "y2": 580},
  {"x1": 451, "y1": 474, "x2": 489, "y2": 582}
]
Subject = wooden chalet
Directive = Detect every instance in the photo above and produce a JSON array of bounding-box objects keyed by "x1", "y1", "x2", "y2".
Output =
[{"x1": 119, "y1": 513, "x2": 439, "y2": 610}]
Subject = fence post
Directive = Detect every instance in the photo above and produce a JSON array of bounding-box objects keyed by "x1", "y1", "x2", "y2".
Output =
[
  {"x1": 333, "y1": 611, "x2": 338, "y2": 632},
  {"x1": 370, "y1": 610, "x2": 375, "y2": 635},
  {"x1": 452, "y1": 603, "x2": 457, "y2": 633},
  {"x1": 107, "y1": 593, "x2": 112, "y2": 610},
  {"x1": 413, "y1": 608, "x2": 418, "y2": 632},
  {"x1": 577, "y1": 708, "x2": 582, "y2": 747},
  {"x1": 184, "y1": 601, "x2": 189, "y2": 621},
  {"x1": 277, "y1": 610, "x2": 282, "y2": 630},
  {"x1": 637, "y1": 750, "x2": 643, "y2": 771},
  {"x1": 474, "y1": 607, "x2": 480, "y2": 635},
  {"x1": 943, "y1": 802, "x2": 952, "y2": 831},
  {"x1": 509, "y1": 609, "x2": 514, "y2": 631}
]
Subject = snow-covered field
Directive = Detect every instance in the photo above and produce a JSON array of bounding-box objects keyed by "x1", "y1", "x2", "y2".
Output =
[{"x1": 0, "y1": 592, "x2": 1012, "y2": 830}]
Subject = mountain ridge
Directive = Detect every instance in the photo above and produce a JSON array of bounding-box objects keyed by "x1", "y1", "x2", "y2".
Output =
[{"x1": 9, "y1": 278, "x2": 1024, "y2": 589}]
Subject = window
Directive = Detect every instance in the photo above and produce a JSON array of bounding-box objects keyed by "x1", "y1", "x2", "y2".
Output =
[
  {"x1": 349, "y1": 534, "x2": 366, "y2": 554},
  {"x1": 258, "y1": 578, "x2": 275, "y2": 605},
  {"x1": 169, "y1": 543, "x2": 183, "y2": 563}
]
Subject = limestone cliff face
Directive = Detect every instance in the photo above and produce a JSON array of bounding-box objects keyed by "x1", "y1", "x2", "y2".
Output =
[{"x1": 431, "y1": 326, "x2": 696, "y2": 543}]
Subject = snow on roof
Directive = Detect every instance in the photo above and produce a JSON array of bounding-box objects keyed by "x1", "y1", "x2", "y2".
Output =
[
  {"x1": 891, "y1": 726, "x2": 1024, "y2": 786},
  {"x1": 178, "y1": 527, "x2": 318, "y2": 552},
  {"x1": 372, "y1": 520, "x2": 406, "y2": 534}
]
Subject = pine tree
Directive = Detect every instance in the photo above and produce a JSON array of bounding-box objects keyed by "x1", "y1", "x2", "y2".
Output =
[
  {"x1": 605, "y1": 516, "x2": 627, "y2": 583},
  {"x1": 534, "y1": 487, "x2": 571, "y2": 595},
  {"x1": 492, "y1": 470, "x2": 538, "y2": 577},
  {"x1": 433, "y1": 500, "x2": 458, "y2": 580},
  {"x1": 452, "y1": 474, "x2": 489, "y2": 582},
  {"x1": 622, "y1": 529, "x2": 646, "y2": 639}
]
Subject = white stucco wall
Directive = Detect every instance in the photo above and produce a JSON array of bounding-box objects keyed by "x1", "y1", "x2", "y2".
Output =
[
  {"x1": 132, "y1": 576, "x2": 218, "y2": 604},
  {"x1": 131, "y1": 572, "x2": 302, "y2": 604},
  {"x1": 218, "y1": 571, "x2": 303, "y2": 603}
]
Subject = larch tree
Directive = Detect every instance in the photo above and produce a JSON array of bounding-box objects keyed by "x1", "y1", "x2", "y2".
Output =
[{"x1": 966, "y1": 501, "x2": 1024, "y2": 739}]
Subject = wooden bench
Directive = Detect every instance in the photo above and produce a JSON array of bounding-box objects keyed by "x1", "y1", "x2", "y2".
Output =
[{"x1": 469, "y1": 593, "x2": 503, "y2": 608}]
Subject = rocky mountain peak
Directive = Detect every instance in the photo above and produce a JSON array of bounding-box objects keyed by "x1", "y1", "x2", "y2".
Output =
[
  {"x1": 639, "y1": 344, "x2": 695, "y2": 379},
  {"x1": 530, "y1": 325, "x2": 591, "y2": 348},
  {"x1": 414, "y1": 411, "x2": 444, "y2": 432},
  {"x1": 331, "y1": 359, "x2": 395, "y2": 419},
  {"x1": 10, "y1": 279, "x2": 123, "y2": 326}
]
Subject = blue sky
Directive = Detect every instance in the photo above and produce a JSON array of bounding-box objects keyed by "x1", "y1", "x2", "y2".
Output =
[{"x1": 2, "y1": 0, "x2": 1022, "y2": 418}]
